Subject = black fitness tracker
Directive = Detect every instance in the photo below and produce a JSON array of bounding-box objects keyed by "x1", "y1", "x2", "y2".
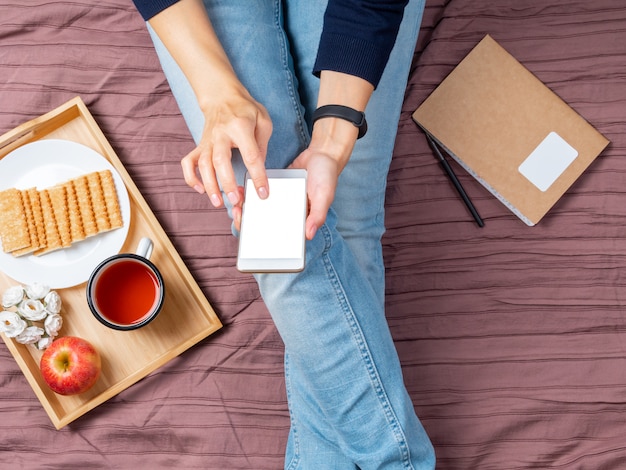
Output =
[{"x1": 311, "y1": 104, "x2": 368, "y2": 139}]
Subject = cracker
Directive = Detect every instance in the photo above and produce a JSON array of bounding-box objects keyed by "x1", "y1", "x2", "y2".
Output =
[
  {"x1": 0, "y1": 188, "x2": 30, "y2": 253},
  {"x1": 21, "y1": 190, "x2": 38, "y2": 250},
  {"x1": 99, "y1": 170, "x2": 123, "y2": 229},
  {"x1": 27, "y1": 188, "x2": 46, "y2": 249},
  {"x1": 34, "y1": 189, "x2": 63, "y2": 256},
  {"x1": 86, "y1": 172, "x2": 111, "y2": 232},
  {"x1": 48, "y1": 185, "x2": 72, "y2": 247},
  {"x1": 1, "y1": 169, "x2": 124, "y2": 257},
  {"x1": 10, "y1": 189, "x2": 40, "y2": 257},
  {"x1": 73, "y1": 176, "x2": 98, "y2": 237},
  {"x1": 63, "y1": 181, "x2": 85, "y2": 242}
]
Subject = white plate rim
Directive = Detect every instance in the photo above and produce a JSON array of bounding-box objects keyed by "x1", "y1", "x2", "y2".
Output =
[{"x1": 0, "y1": 139, "x2": 131, "y2": 289}]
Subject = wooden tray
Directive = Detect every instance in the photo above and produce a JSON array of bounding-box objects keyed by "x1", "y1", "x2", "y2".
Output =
[{"x1": 0, "y1": 97, "x2": 222, "y2": 429}]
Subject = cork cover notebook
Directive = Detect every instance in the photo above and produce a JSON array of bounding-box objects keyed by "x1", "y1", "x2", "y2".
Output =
[{"x1": 413, "y1": 35, "x2": 609, "y2": 225}]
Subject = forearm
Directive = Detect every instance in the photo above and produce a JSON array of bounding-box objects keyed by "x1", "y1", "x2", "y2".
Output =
[
  {"x1": 294, "y1": 71, "x2": 374, "y2": 239},
  {"x1": 147, "y1": 0, "x2": 247, "y2": 112},
  {"x1": 148, "y1": 0, "x2": 272, "y2": 212},
  {"x1": 317, "y1": 70, "x2": 372, "y2": 112},
  {"x1": 309, "y1": 71, "x2": 373, "y2": 171}
]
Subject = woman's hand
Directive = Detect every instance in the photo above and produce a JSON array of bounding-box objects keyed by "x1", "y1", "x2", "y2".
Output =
[
  {"x1": 181, "y1": 89, "x2": 272, "y2": 227},
  {"x1": 150, "y1": 0, "x2": 374, "y2": 237},
  {"x1": 290, "y1": 114, "x2": 359, "y2": 240},
  {"x1": 149, "y1": 0, "x2": 271, "y2": 227},
  {"x1": 291, "y1": 71, "x2": 374, "y2": 240}
]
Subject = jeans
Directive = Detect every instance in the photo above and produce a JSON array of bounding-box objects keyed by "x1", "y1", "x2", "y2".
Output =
[{"x1": 147, "y1": 1, "x2": 434, "y2": 468}]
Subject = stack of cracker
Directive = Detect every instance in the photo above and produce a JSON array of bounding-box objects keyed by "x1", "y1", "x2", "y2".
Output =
[{"x1": 0, "y1": 170, "x2": 123, "y2": 257}]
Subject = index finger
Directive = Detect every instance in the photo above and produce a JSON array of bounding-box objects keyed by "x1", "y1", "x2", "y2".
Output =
[{"x1": 236, "y1": 113, "x2": 272, "y2": 200}]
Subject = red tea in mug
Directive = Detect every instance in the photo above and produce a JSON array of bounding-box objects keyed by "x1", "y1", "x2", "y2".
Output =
[{"x1": 93, "y1": 259, "x2": 160, "y2": 325}]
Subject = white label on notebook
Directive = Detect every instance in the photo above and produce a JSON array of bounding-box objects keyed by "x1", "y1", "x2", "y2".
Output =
[{"x1": 518, "y1": 131, "x2": 578, "y2": 192}]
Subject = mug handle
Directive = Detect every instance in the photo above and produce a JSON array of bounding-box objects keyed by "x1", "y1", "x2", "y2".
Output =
[{"x1": 136, "y1": 237, "x2": 153, "y2": 260}]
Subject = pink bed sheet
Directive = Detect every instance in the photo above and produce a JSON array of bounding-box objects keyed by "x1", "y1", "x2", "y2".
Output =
[{"x1": 1, "y1": 1, "x2": 626, "y2": 468}]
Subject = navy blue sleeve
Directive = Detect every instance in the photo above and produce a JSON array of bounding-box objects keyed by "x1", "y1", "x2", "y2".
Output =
[
  {"x1": 132, "y1": 0, "x2": 179, "y2": 21},
  {"x1": 313, "y1": 0, "x2": 409, "y2": 88},
  {"x1": 131, "y1": 0, "x2": 408, "y2": 88}
]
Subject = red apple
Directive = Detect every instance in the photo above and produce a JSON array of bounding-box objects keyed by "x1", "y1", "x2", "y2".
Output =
[{"x1": 39, "y1": 336, "x2": 101, "y2": 395}]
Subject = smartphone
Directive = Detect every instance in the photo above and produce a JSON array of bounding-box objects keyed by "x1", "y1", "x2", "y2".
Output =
[{"x1": 236, "y1": 169, "x2": 307, "y2": 273}]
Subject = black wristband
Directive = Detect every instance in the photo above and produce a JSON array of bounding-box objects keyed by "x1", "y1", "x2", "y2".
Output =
[{"x1": 311, "y1": 105, "x2": 367, "y2": 139}]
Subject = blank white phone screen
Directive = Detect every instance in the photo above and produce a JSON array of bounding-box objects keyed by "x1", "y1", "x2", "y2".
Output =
[{"x1": 239, "y1": 176, "x2": 306, "y2": 260}]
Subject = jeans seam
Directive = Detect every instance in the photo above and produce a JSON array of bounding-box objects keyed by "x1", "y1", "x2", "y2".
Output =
[
  {"x1": 284, "y1": 353, "x2": 301, "y2": 470},
  {"x1": 318, "y1": 224, "x2": 414, "y2": 469},
  {"x1": 274, "y1": 0, "x2": 309, "y2": 156}
]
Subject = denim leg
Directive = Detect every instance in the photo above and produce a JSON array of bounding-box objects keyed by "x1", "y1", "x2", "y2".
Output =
[
  {"x1": 146, "y1": 0, "x2": 435, "y2": 468},
  {"x1": 288, "y1": 0, "x2": 427, "y2": 308},
  {"x1": 259, "y1": 209, "x2": 434, "y2": 470},
  {"x1": 332, "y1": 0, "x2": 428, "y2": 308},
  {"x1": 275, "y1": 2, "x2": 434, "y2": 469}
]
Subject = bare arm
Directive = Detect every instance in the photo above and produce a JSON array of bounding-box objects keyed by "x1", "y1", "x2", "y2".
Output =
[
  {"x1": 149, "y1": 0, "x2": 271, "y2": 221},
  {"x1": 291, "y1": 71, "x2": 374, "y2": 239},
  {"x1": 149, "y1": 0, "x2": 383, "y2": 239}
]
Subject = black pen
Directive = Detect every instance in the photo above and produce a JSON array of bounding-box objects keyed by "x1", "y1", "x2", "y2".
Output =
[{"x1": 425, "y1": 133, "x2": 484, "y2": 227}]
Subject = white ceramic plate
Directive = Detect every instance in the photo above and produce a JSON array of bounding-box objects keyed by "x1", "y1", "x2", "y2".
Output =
[{"x1": 0, "y1": 139, "x2": 131, "y2": 288}]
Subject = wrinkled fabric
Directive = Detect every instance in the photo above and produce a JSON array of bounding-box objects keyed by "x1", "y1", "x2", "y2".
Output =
[{"x1": 1, "y1": 0, "x2": 626, "y2": 469}]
